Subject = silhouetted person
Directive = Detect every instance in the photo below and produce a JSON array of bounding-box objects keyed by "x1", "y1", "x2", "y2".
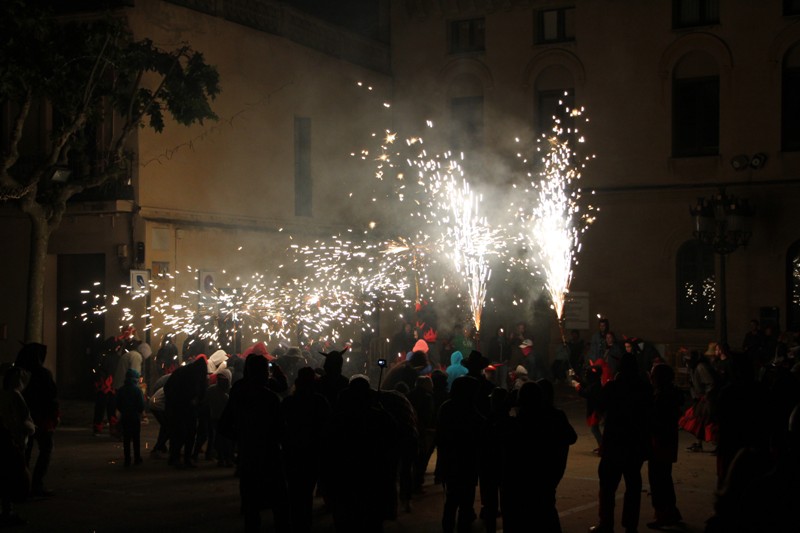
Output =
[
  {"x1": 115, "y1": 369, "x2": 144, "y2": 467},
  {"x1": 383, "y1": 350, "x2": 429, "y2": 392},
  {"x1": 182, "y1": 334, "x2": 206, "y2": 361},
  {"x1": 480, "y1": 387, "x2": 511, "y2": 533},
  {"x1": 206, "y1": 368, "x2": 232, "y2": 465},
  {"x1": 0, "y1": 365, "x2": 36, "y2": 526},
  {"x1": 646, "y1": 364, "x2": 683, "y2": 529},
  {"x1": 164, "y1": 355, "x2": 207, "y2": 467},
  {"x1": 485, "y1": 326, "x2": 510, "y2": 389},
  {"x1": 15, "y1": 343, "x2": 58, "y2": 497},
  {"x1": 316, "y1": 349, "x2": 349, "y2": 411},
  {"x1": 155, "y1": 333, "x2": 179, "y2": 375},
  {"x1": 463, "y1": 350, "x2": 495, "y2": 417},
  {"x1": 379, "y1": 387, "x2": 419, "y2": 514},
  {"x1": 576, "y1": 362, "x2": 603, "y2": 453},
  {"x1": 436, "y1": 376, "x2": 485, "y2": 533},
  {"x1": 389, "y1": 321, "x2": 416, "y2": 359},
  {"x1": 219, "y1": 353, "x2": 289, "y2": 533},
  {"x1": 280, "y1": 367, "x2": 330, "y2": 533},
  {"x1": 589, "y1": 352, "x2": 653, "y2": 533},
  {"x1": 407, "y1": 375, "x2": 435, "y2": 492},
  {"x1": 323, "y1": 377, "x2": 398, "y2": 533},
  {"x1": 275, "y1": 347, "x2": 306, "y2": 392},
  {"x1": 500, "y1": 380, "x2": 576, "y2": 533}
]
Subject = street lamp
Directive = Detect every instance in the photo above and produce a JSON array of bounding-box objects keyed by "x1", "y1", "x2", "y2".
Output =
[{"x1": 690, "y1": 188, "x2": 754, "y2": 345}]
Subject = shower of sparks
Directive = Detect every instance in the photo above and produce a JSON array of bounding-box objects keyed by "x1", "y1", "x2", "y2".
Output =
[
  {"x1": 64, "y1": 89, "x2": 597, "y2": 346},
  {"x1": 441, "y1": 178, "x2": 503, "y2": 332},
  {"x1": 516, "y1": 95, "x2": 596, "y2": 320}
]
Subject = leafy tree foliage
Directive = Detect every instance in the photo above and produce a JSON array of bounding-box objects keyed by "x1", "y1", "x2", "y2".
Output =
[{"x1": 0, "y1": 0, "x2": 220, "y2": 341}]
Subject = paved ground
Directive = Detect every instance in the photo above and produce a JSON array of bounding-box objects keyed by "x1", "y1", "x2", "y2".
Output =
[{"x1": 11, "y1": 386, "x2": 718, "y2": 532}]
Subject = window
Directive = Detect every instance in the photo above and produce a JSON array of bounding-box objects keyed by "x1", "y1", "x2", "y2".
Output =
[
  {"x1": 672, "y1": 76, "x2": 719, "y2": 156},
  {"x1": 785, "y1": 0, "x2": 800, "y2": 16},
  {"x1": 294, "y1": 116, "x2": 312, "y2": 217},
  {"x1": 788, "y1": 240, "x2": 800, "y2": 332},
  {"x1": 673, "y1": 0, "x2": 719, "y2": 28},
  {"x1": 536, "y1": 89, "x2": 575, "y2": 137},
  {"x1": 677, "y1": 240, "x2": 716, "y2": 329},
  {"x1": 450, "y1": 96, "x2": 484, "y2": 151},
  {"x1": 449, "y1": 18, "x2": 485, "y2": 54},
  {"x1": 782, "y1": 44, "x2": 800, "y2": 152},
  {"x1": 535, "y1": 7, "x2": 575, "y2": 44}
]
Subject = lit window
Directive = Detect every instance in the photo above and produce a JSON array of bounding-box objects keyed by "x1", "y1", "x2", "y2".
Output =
[
  {"x1": 677, "y1": 240, "x2": 716, "y2": 329},
  {"x1": 788, "y1": 240, "x2": 800, "y2": 331}
]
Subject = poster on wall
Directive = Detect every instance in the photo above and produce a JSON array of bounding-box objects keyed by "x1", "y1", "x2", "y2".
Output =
[
  {"x1": 130, "y1": 269, "x2": 150, "y2": 294},
  {"x1": 199, "y1": 271, "x2": 217, "y2": 294}
]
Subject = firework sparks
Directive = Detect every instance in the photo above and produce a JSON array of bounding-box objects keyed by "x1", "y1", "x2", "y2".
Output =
[
  {"x1": 518, "y1": 96, "x2": 595, "y2": 321},
  {"x1": 441, "y1": 178, "x2": 503, "y2": 332}
]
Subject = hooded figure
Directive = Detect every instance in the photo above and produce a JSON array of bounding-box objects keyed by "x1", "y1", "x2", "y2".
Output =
[
  {"x1": 446, "y1": 351, "x2": 468, "y2": 390},
  {"x1": 113, "y1": 345, "x2": 143, "y2": 391},
  {"x1": 207, "y1": 349, "x2": 228, "y2": 375}
]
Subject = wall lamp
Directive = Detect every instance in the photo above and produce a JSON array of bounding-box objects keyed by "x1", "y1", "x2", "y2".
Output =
[{"x1": 730, "y1": 153, "x2": 767, "y2": 171}]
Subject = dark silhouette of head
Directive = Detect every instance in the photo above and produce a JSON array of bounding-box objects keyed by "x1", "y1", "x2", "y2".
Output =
[
  {"x1": 618, "y1": 352, "x2": 638, "y2": 376},
  {"x1": 650, "y1": 363, "x2": 675, "y2": 390},
  {"x1": 449, "y1": 375, "x2": 479, "y2": 403},
  {"x1": 536, "y1": 378, "x2": 555, "y2": 407},
  {"x1": 16, "y1": 342, "x2": 47, "y2": 370},
  {"x1": 518, "y1": 381, "x2": 544, "y2": 414},
  {"x1": 322, "y1": 350, "x2": 345, "y2": 376},
  {"x1": 414, "y1": 375, "x2": 433, "y2": 393},
  {"x1": 244, "y1": 353, "x2": 269, "y2": 382},
  {"x1": 463, "y1": 350, "x2": 489, "y2": 377},
  {"x1": 408, "y1": 350, "x2": 428, "y2": 370},
  {"x1": 294, "y1": 366, "x2": 316, "y2": 392},
  {"x1": 431, "y1": 369, "x2": 448, "y2": 391}
]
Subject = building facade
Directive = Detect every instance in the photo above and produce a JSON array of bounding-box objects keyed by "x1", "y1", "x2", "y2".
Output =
[
  {"x1": 2, "y1": 0, "x2": 800, "y2": 395},
  {"x1": 390, "y1": 0, "x2": 800, "y2": 356}
]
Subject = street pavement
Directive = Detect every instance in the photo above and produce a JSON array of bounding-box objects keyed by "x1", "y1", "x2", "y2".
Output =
[{"x1": 11, "y1": 386, "x2": 718, "y2": 532}]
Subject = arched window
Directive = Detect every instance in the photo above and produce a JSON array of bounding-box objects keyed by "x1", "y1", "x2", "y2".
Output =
[
  {"x1": 677, "y1": 240, "x2": 716, "y2": 329},
  {"x1": 787, "y1": 240, "x2": 800, "y2": 331},
  {"x1": 782, "y1": 43, "x2": 800, "y2": 152},
  {"x1": 534, "y1": 64, "x2": 575, "y2": 136},
  {"x1": 449, "y1": 73, "x2": 484, "y2": 151},
  {"x1": 672, "y1": 51, "x2": 719, "y2": 157}
]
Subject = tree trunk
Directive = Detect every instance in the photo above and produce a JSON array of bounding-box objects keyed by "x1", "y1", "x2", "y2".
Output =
[{"x1": 25, "y1": 209, "x2": 52, "y2": 343}]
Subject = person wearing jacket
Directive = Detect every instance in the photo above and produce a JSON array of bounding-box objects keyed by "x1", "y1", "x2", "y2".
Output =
[
  {"x1": 0, "y1": 366, "x2": 36, "y2": 526},
  {"x1": 115, "y1": 369, "x2": 145, "y2": 467},
  {"x1": 446, "y1": 351, "x2": 468, "y2": 390},
  {"x1": 15, "y1": 343, "x2": 58, "y2": 497}
]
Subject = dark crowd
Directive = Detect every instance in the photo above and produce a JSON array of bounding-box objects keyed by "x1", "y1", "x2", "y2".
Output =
[{"x1": 1, "y1": 316, "x2": 799, "y2": 533}]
